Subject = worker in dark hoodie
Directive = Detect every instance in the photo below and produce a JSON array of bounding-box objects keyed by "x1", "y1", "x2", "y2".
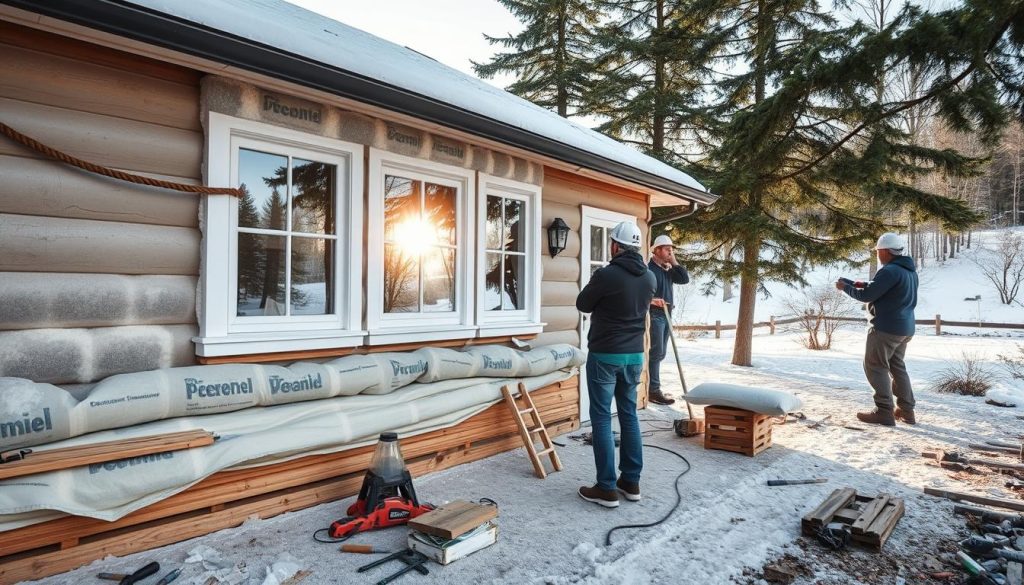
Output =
[
  {"x1": 575, "y1": 221, "x2": 656, "y2": 508},
  {"x1": 836, "y1": 232, "x2": 919, "y2": 426}
]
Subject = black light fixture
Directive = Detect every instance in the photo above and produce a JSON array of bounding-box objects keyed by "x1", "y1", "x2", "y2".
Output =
[{"x1": 547, "y1": 217, "x2": 570, "y2": 257}]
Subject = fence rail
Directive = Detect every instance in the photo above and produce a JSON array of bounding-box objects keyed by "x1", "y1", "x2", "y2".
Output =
[{"x1": 674, "y1": 314, "x2": 1024, "y2": 338}]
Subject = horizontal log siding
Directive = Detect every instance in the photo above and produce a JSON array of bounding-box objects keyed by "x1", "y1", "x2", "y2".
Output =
[{"x1": 0, "y1": 23, "x2": 202, "y2": 384}]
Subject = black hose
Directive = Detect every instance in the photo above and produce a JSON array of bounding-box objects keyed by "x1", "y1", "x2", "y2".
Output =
[{"x1": 604, "y1": 423, "x2": 692, "y2": 546}]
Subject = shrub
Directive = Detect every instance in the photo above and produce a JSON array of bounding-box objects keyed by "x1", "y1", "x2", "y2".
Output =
[
  {"x1": 782, "y1": 283, "x2": 858, "y2": 350},
  {"x1": 997, "y1": 343, "x2": 1024, "y2": 380},
  {"x1": 932, "y1": 352, "x2": 996, "y2": 396}
]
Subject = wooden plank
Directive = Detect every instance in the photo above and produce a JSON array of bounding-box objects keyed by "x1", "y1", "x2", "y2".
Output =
[
  {"x1": 802, "y1": 488, "x2": 857, "y2": 527},
  {"x1": 0, "y1": 430, "x2": 215, "y2": 480},
  {"x1": 0, "y1": 156, "x2": 200, "y2": 228},
  {"x1": 924, "y1": 487, "x2": 1024, "y2": 512},
  {"x1": 865, "y1": 499, "x2": 904, "y2": 541},
  {"x1": 407, "y1": 500, "x2": 499, "y2": 540},
  {"x1": 0, "y1": 380, "x2": 577, "y2": 558},
  {"x1": 850, "y1": 495, "x2": 890, "y2": 535},
  {"x1": 0, "y1": 97, "x2": 201, "y2": 179},
  {"x1": 0, "y1": 213, "x2": 199, "y2": 275},
  {"x1": 969, "y1": 443, "x2": 1021, "y2": 455},
  {"x1": 0, "y1": 42, "x2": 200, "y2": 130},
  {"x1": 0, "y1": 21, "x2": 201, "y2": 86}
]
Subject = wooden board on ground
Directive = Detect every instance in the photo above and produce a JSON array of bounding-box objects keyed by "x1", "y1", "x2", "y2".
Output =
[
  {"x1": 924, "y1": 487, "x2": 1024, "y2": 512},
  {"x1": 802, "y1": 489, "x2": 904, "y2": 551},
  {"x1": 0, "y1": 429, "x2": 216, "y2": 480},
  {"x1": 408, "y1": 500, "x2": 499, "y2": 540}
]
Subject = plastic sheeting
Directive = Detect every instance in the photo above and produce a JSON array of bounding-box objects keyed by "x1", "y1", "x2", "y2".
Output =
[
  {"x1": 0, "y1": 368, "x2": 576, "y2": 532},
  {"x1": 0, "y1": 344, "x2": 585, "y2": 451}
]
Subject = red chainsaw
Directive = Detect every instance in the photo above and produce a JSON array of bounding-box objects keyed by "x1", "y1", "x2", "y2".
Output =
[{"x1": 327, "y1": 432, "x2": 434, "y2": 540}]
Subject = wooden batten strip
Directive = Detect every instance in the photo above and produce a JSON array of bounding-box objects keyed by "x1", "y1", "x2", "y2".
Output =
[
  {"x1": 0, "y1": 430, "x2": 215, "y2": 480},
  {"x1": 0, "y1": 379, "x2": 578, "y2": 560}
]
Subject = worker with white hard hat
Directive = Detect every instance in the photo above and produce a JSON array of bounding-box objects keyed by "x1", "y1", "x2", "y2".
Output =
[
  {"x1": 575, "y1": 221, "x2": 655, "y2": 508},
  {"x1": 647, "y1": 234, "x2": 690, "y2": 405},
  {"x1": 836, "y1": 232, "x2": 919, "y2": 426}
]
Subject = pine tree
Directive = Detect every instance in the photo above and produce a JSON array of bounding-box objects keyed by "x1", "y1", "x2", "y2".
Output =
[
  {"x1": 473, "y1": 0, "x2": 601, "y2": 117},
  {"x1": 672, "y1": 0, "x2": 1023, "y2": 366},
  {"x1": 587, "y1": 0, "x2": 706, "y2": 162}
]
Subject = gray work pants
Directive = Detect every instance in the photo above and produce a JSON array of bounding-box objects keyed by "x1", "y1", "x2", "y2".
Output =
[{"x1": 863, "y1": 328, "x2": 915, "y2": 412}]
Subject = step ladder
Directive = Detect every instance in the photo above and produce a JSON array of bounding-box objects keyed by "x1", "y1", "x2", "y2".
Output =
[{"x1": 502, "y1": 382, "x2": 563, "y2": 479}]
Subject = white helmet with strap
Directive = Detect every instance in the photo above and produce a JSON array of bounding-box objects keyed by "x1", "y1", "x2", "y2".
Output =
[{"x1": 609, "y1": 221, "x2": 642, "y2": 247}]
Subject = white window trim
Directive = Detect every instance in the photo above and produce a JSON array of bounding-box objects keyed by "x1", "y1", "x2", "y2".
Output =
[
  {"x1": 366, "y1": 148, "x2": 476, "y2": 345},
  {"x1": 476, "y1": 173, "x2": 543, "y2": 336},
  {"x1": 196, "y1": 112, "x2": 365, "y2": 357}
]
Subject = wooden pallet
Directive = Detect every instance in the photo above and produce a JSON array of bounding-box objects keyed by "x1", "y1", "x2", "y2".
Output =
[
  {"x1": 703, "y1": 405, "x2": 773, "y2": 456},
  {"x1": 0, "y1": 377, "x2": 579, "y2": 584},
  {"x1": 801, "y1": 488, "x2": 905, "y2": 550}
]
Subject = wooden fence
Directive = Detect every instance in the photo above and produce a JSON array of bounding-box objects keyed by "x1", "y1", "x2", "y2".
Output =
[{"x1": 674, "y1": 314, "x2": 1024, "y2": 339}]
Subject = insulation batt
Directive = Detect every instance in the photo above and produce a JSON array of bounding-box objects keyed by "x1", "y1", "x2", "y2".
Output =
[{"x1": 0, "y1": 344, "x2": 584, "y2": 451}]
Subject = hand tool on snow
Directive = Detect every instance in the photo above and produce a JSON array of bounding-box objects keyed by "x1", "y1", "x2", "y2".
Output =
[
  {"x1": 356, "y1": 548, "x2": 429, "y2": 584},
  {"x1": 661, "y1": 305, "x2": 704, "y2": 436},
  {"x1": 767, "y1": 479, "x2": 828, "y2": 486},
  {"x1": 340, "y1": 544, "x2": 391, "y2": 554},
  {"x1": 117, "y1": 562, "x2": 160, "y2": 585},
  {"x1": 154, "y1": 567, "x2": 183, "y2": 585}
]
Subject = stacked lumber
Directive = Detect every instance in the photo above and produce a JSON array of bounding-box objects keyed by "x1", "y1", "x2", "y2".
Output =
[
  {"x1": 0, "y1": 376, "x2": 579, "y2": 584},
  {"x1": 802, "y1": 488, "x2": 904, "y2": 550}
]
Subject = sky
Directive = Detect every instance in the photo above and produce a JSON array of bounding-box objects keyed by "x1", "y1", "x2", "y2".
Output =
[{"x1": 286, "y1": 0, "x2": 521, "y2": 84}]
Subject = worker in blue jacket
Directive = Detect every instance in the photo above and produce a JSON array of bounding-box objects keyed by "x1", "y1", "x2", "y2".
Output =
[
  {"x1": 836, "y1": 233, "x2": 919, "y2": 426},
  {"x1": 648, "y1": 234, "x2": 690, "y2": 405}
]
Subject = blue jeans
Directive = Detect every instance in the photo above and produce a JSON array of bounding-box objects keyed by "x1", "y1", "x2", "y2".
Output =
[
  {"x1": 648, "y1": 313, "x2": 671, "y2": 395},
  {"x1": 586, "y1": 357, "x2": 643, "y2": 490}
]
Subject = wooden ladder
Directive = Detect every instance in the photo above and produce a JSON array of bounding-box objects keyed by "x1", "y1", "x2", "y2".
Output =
[{"x1": 502, "y1": 382, "x2": 563, "y2": 478}]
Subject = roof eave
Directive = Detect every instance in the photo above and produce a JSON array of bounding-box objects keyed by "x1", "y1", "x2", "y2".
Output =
[{"x1": 2, "y1": 0, "x2": 716, "y2": 205}]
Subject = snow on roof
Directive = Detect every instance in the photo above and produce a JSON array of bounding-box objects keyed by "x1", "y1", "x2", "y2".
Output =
[{"x1": 129, "y1": 0, "x2": 709, "y2": 199}]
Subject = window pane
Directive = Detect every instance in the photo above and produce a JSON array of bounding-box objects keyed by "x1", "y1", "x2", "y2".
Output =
[
  {"x1": 384, "y1": 243, "x2": 419, "y2": 313},
  {"x1": 503, "y1": 253, "x2": 525, "y2": 310},
  {"x1": 485, "y1": 196, "x2": 502, "y2": 250},
  {"x1": 484, "y1": 252, "x2": 502, "y2": 311},
  {"x1": 504, "y1": 199, "x2": 524, "y2": 252},
  {"x1": 425, "y1": 183, "x2": 457, "y2": 246},
  {"x1": 422, "y1": 246, "x2": 455, "y2": 312},
  {"x1": 238, "y1": 148, "x2": 287, "y2": 230},
  {"x1": 237, "y1": 233, "x2": 286, "y2": 316},
  {"x1": 291, "y1": 158, "x2": 335, "y2": 234},
  {"x1": 384, "y1": 175, "x2": 421, "y2": 243},
  {"x1": 291, "y1": 237, "x2": 333, "y2": 315},
  {"x1": 590, "y1": 226, "x2": 605, "y2": 262}
]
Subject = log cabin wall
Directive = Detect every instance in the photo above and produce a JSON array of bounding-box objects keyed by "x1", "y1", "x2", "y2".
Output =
[{"x1": 0, "y1": 22, "x2": 203, "y2": 388}]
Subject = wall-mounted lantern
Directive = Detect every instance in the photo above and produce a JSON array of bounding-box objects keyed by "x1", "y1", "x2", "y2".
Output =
[{"x1": 547, "y1": 217, "x2": 570, "y2": 257}]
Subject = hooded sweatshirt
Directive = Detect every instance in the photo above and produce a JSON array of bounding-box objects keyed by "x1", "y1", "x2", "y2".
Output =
[
  {"x1": 576, "y1": 250, "x2": 657, "y2": 354},
  {"x1": 840, "y1": 255, "x2": 918, "y2": 336}
]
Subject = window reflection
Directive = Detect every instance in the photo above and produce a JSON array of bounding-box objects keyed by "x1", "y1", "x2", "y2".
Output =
[{"x1": 484, "y1": 194, "x2": 527, "y2": 311}]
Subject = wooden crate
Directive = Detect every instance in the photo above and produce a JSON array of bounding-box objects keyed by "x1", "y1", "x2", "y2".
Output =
[
  {"x1": 703, "y1": 405, "x2": 773, "y2": 457},
  {"x1": 801, "y1": 488, "x2": 904, "y2": 551},
  {"x1": 0, "y1": 377, "x2": 579, "y2": 585}
]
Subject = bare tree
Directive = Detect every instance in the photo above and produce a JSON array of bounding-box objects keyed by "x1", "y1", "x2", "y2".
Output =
[
  {"x1": 972, "y1": 230, "x2": 1024, "y2": 305},
  {"x1": 782, "y1": 284, "x2": 859, "y2": 350}
]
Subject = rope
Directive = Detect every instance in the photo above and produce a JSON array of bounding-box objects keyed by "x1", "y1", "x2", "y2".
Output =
[{"x1": 0, "y1": 121, "x2": 241, "y2": 197}]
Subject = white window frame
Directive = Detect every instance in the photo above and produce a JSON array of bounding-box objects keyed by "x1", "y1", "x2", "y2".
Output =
[
  {"x1": 196, "y1": 112, "x2": 365, "y2": 357},
  {"x1": 476, "y1": 174, "x2": 543, "y2": 336},
  {"x1": 366, "y1": 148, "x2": 476, "y2": 345}
]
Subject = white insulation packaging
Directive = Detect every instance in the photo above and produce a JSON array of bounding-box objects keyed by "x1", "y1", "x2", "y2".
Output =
[{"x1": 0, "y1": 344, "x2": 584, "y2": 532}]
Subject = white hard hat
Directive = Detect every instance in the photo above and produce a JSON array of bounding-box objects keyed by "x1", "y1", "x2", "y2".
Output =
[
  {"x1": 874, "y1": 232, "x2": 905, "y2": 252},
  {"x1": 652, "y1": 234, "x2": 674, "y2": 248},
  {"x1": 609, "y1": 221, "x2": 642, "y2": 247}
]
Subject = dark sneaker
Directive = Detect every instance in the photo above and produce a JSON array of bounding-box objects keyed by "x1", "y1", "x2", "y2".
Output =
[
  {"x1": 856, "y1": 409, "x2": 896, "y2": 427},
  {"x1": 578, "y1": 485, "x2": 620, "y2": 508},
  {"x1": 616, "y1": 478, "x2": 641, "y2": 502},
  {"x1": 649, "y1": 392, "x2": 676, "y2": 405},
  {"x1": 895, "y1": 407, "x2": 916, "y2": 425}
]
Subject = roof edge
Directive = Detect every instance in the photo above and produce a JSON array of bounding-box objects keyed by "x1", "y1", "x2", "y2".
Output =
[{"x1": 1, "y1": 0, "x2": 715, "y2": 205}]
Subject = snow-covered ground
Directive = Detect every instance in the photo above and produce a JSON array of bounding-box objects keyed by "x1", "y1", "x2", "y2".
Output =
[{"x1": 22, "y1": 229, "x2": 1024, "y2": 585}]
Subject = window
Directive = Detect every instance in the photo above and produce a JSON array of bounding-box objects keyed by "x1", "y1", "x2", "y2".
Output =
[
  {"x1": 477, "y1": 174, "x2": 542, "y2": 334},
  {"x1": 197, "y1": 113, "x2": 364, "y2": 357},
  {"x1": 366, "y1": 149, "x2": 476, "y2": 344}
]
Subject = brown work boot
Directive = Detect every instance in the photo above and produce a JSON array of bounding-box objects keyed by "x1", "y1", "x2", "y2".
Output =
[
  {"x1": 856, "y1": 408, "x2": 896, "y2": 427},
  {"x1": 616, "y1": 478, "x2": 641, "y2": 502},
  {"x1": 895, "y1": 407, "x2": 916, "y2": 425},
  {"x1": 649, "y1": 392, "x2": 676, "y2": 405},
  {"x1": 578, "y1": 485, "x2": 620, "y2": 508}
]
